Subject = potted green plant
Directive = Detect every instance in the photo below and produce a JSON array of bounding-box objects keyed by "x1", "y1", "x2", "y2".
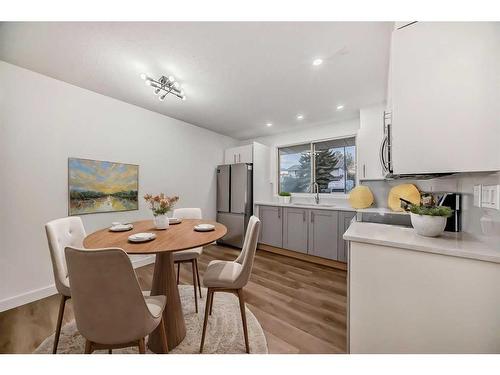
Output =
[
  {"x1": 278, "y1": 191, "x2": 291, "y2": 204},
  {"x1": 408, "y1": 205, "x2": 453, "y2": 237}
]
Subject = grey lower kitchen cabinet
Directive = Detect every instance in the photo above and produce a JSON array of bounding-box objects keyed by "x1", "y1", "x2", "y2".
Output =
[
  {"x1": 256, "y1": 204, "x2": 355, "y2": 263},
  {"x1": 337, "y1": 211, "x2": 356, "y2": 262},
  {"x1": 308, "y1": 209, "x2": 339, "y2": 260},
  {"x1": 283, "y1": 208, "x2": 308, "y2": 253},
  {"x1": 258, "y1": 205, "x2": 283, "y2": 248}
]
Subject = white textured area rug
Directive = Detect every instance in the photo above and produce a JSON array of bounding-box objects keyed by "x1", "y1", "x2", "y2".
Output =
[{"x1": 34, "y1": 285, "x2": 268, "y2": 354}]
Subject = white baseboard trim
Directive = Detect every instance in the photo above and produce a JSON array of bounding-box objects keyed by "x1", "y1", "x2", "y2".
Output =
[
  {"x1": 0, "y1": 284, "x2": 57, "y2": 313},
  {"x1": 131, "y1": 255, "x2": 156, "y2": 269},
  {"x1": 0, "y1": 255, "x2": 156, "y2": 313}
]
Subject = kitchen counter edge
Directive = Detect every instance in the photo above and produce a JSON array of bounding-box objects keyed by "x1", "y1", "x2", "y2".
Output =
[
  {"x1": 344, "y1": 221, "x2": 500, "y2": 264},
  {"x1": 254, "y1": 201, "x2": 408, "y2": 215}
]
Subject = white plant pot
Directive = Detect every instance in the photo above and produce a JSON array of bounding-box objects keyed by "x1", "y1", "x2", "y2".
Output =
[
  {"x1": 279, "y1": 196, "x2": 291, "y2": 204},
  {"x1": 153, "y1": 214, "x2": 169, "y2": 230},
  {"x1": 410, "y1": 213, "x2": 447, "y2": 237}
]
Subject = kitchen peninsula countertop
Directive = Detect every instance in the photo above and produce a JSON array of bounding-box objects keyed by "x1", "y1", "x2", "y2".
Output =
[{"x1": 344, "y1": 221, "x2": 500, "y2": 264}]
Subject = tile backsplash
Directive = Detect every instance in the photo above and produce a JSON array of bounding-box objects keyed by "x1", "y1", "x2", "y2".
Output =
[{"x1": 363, "y1": 171, "x2": 500, "y2": 244}]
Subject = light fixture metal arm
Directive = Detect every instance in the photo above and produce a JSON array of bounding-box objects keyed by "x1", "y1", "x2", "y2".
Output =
[{"x1": 142, "y1": 74, "x2": 185, "y2": 101}]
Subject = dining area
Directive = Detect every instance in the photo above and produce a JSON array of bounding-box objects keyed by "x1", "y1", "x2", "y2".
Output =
[{"x1": 42, "y1": 200, "x2": 262, "y2": 354}]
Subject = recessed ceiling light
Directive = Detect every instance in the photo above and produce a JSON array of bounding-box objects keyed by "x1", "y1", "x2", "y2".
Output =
[
  {"x1": 336, "y1": 104, "x2": 345, "y2": 111},
  {"x1": 312, "y1": 58, "x2": 323, "y2": 66},
  {"x1": 266, "y1": 123, "x2": 273, "y2": 127},
  {"x1": 296, "y1": 114, "x2": 304, "y2": 120}
]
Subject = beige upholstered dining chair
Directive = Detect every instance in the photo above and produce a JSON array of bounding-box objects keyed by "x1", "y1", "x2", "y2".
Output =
[
  {"x1": 65, "y1": 247, "x2": 168, "y2": 354},
  {"x1": 199, "y1": 215, "x2": 261, "y2": 353},
  {"x1": 45, "y1": 216, "x2": 86, "y2": 353},
  {"x1": 173, "y1": 207, "x2": 203, "y2": 313}
]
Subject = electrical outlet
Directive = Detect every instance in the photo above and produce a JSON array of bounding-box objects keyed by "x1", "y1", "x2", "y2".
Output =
[
  {"x1": 481, "y1": 185, "x2": 500, "y2": 210},
  {"x1": 473, "y1": 185, "x2": 482, "y2": 207}
]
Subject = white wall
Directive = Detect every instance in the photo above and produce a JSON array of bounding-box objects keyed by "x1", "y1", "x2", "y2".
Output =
[
  {"x1": 0, "y1": 61, "x2": 237, "y2": 311},
  {"x1": 241, "y1": 118, "x2": 360, "y2": 201},
  {"x1": 246, "y1": 118, "x2": 360, "y2": 149}
]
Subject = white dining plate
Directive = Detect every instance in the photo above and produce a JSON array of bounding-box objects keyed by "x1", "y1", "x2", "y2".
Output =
[
  {"x1": 194, "y1": 224, "x2": 215, "y2": 232},
  {"x1": 169, "y1": 217, "x2": 182, "y2": 224},
  {"x1": 128, "y1": 232, "x2": 156, "y2": 242},
  {"x1": 109, "y1": 224, "x2": 133, "y2": 232}
]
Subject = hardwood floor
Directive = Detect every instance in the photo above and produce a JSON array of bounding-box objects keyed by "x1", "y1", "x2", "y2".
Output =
[
  {"x1": 142, "y1": 245, "x2": 348, "y2": 354},
  {"x1": 0, "y1": 245, "x2": 347, "y2": 354}
]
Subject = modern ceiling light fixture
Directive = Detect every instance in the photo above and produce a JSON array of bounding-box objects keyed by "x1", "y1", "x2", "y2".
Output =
[
  {"x1": 140, "y1": 73, "x2": 186, "y2": 102},
  {"x1": 266, "y1": 123, "x2": 273, "y2": 127},
  {"x1": 312, "y1": 58, "x2": 323, "y2": 66},
  {"x1": 296, "y1": 114, "x2": 304, "y2": 120},
  {"x1": 336, "y1": 104, "x2": 345, "y2": 111}
]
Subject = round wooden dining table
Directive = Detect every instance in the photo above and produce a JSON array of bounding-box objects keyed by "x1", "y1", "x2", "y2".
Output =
[{"x1": 83, "y1": 219, "x2": 227, "y2": 353}]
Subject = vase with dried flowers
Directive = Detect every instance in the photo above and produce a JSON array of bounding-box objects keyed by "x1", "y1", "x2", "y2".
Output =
[{"x1": 144, "y1": 193, "x2": 179, "y2": 229}]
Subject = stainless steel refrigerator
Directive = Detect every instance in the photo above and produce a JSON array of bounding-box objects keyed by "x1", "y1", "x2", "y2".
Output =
[{"x1": 216, "y1": 163, "x2": 253, "y2": 248}]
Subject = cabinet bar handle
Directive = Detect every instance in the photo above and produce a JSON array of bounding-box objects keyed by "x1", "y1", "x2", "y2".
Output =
[
  {"x1": 234, "y1": 154, "x2": 236, "y2": 163},
  {"x1": 238, "y1": 153, "x2": 241, "y2": 162},
  {"x1": 278, "y1": 208, "x2": 281, "y2": 219},
  {"x1": 303, "y1": 210, "x2": 306, "y2": 221},
  {"x1": 363, "y1": 164, "x2": 366, "y2": 178},
  {"x1": 311, "y1": 211, "x2": 314, "y2": 223}
]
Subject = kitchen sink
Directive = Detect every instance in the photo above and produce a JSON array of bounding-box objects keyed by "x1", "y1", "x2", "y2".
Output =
[{"x1": 292, "y1": 203, "x2": 335, "y2": 207}]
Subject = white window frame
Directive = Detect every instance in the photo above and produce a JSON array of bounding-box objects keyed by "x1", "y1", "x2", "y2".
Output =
[{"x1": 275, "y1": 134, "x2": 357, "y2": 199}]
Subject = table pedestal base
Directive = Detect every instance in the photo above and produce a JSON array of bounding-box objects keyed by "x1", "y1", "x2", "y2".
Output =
[{"x1": 148, "y1": 252, "x2": 186, "y2": 353}]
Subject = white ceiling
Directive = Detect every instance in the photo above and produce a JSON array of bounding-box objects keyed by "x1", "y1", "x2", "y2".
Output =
[{"x1": 0, "y1": 22, "x2": 393, "y2": 140}]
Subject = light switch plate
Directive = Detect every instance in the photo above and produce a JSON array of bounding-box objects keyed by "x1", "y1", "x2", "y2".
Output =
[
  {"x1": 473, "y1": 185, "x2": 482, "y2": 207},
  {"x1": 481, "y1": 184, "x2": 500, "y2": 210}
]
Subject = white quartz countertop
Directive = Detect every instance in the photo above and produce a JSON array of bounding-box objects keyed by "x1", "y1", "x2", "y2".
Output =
[
  {"x1": 254, "y1": 201, "x2": 408, "y2": 215},
  {"x1": 255, "y1": 200, "x2": 355, "y2": 211},
  {"x1": 344, "y1": 221, "x2": 500, "y2": 264}
]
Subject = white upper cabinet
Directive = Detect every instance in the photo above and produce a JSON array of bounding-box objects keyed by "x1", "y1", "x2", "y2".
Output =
[
  {"x1": 357, "y1": 104, "x2": 386, "y2": 180},
  {"x1": 390, "y1": 22, "x2": 500, "y2": 174},
  {"x1": 237, "y1": 144, "x2": 253, "y2": 164},
  {"x1": 225, "y1": 142, "x2": 272, "y2": 202},
  {"x1": 224, "y1": 144, "x2": 253, "y2": 164}
]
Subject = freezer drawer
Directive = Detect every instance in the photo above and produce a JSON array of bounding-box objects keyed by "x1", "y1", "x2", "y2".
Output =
[{"x1": 217, "y1": 212, "x2": 246, "y2": 248}]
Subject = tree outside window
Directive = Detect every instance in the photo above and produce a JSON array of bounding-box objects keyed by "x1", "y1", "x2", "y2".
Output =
[
  {"x1": 278, "y1": 144, "x2": 311, "y2": 193},
  {"x1": 278, "y1": 137, "x2": 356, "y2": 194}
]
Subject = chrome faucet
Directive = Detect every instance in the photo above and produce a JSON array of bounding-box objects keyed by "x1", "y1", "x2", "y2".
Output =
[{"x1": 310, "y1": 182, "x2": 320, "y2": 204}]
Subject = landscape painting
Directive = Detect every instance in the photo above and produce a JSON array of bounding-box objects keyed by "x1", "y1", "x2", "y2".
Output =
[{"x1": 68, "y1": 158, "x2": 139, "y2": 215}]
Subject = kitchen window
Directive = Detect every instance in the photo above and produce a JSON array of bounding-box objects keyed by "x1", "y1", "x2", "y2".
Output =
[{"x1": 278, "y1": 137, "x2": 356, "y2": 195}]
